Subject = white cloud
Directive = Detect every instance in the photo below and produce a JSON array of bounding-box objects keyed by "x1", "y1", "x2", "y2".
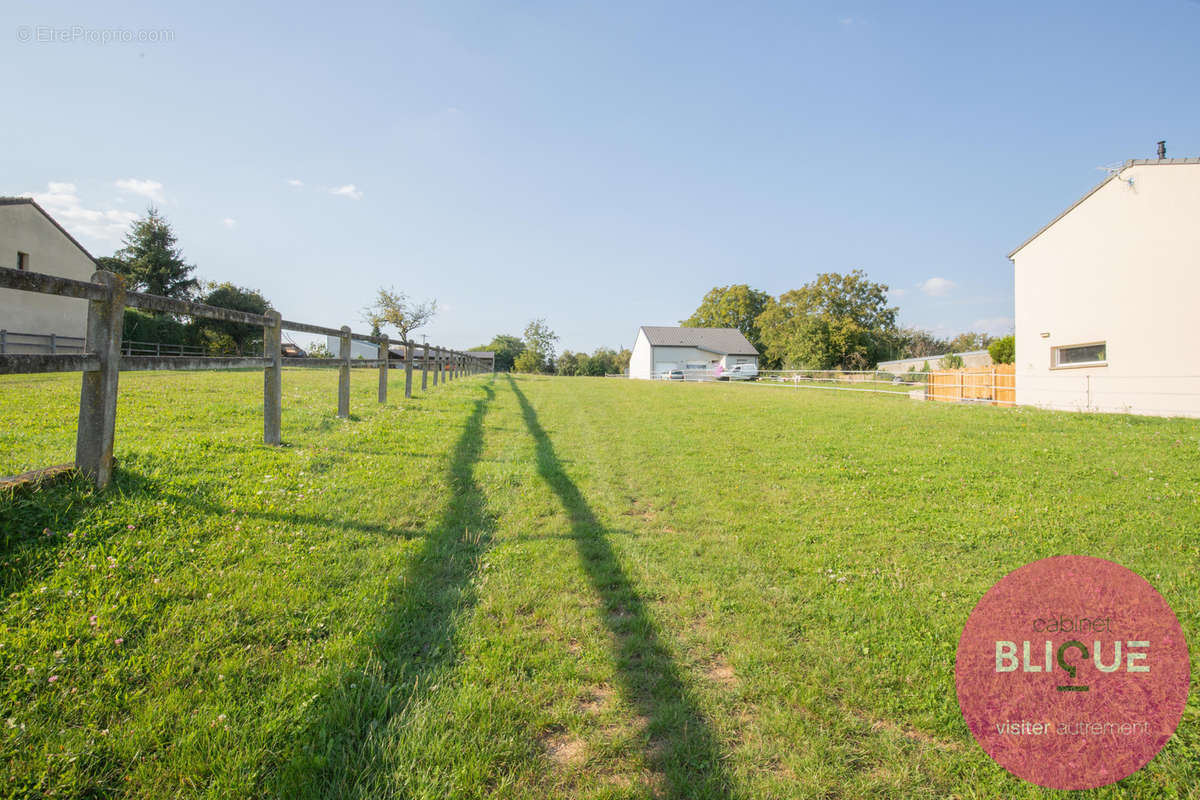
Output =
[
  {"x1": 222, "y1": 217, "x2": 237, "y2": 229},
  {"x1": 889, "y1": 287, "x2": 908, "y2": 299},
  {"x1": 22, "y1": 182, "x2": 138, "y2": 243},
  {"x1": 329, "y1": 184, "x2": 362, "y2": 200},
  {"x1": 115, "y1": 178, "x2": 165, "y2": 202},
  {"x1": 919, "y1": 277, "x2": 956, "y2": 297},
  {"x1": 972, "y1": 317, "x2": 1015, "y2": 336},
  {"x1": 840, "y1": 17, "x2": 856, "y2": 25},
  {"x1": 287, "y1": 179, "x2": 304, "y2": 188}
]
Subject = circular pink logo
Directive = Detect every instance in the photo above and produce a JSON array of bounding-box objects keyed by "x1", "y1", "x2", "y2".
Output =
[{"x1": 956, "y1": 555, "x2": 1190, "y2": 790}]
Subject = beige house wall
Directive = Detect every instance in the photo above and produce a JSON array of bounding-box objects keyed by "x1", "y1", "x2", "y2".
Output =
[
  {"x1": 0, "y1": 203, "x2": 96, "y2": 352},
  {"x1": 1011, "y1": 162, "x2": 1200, "y2": 417}
]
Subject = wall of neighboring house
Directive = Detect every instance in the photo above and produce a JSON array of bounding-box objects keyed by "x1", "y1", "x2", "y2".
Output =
[
  {"x1": 325, "y1": 335, "x2": 379, "y2": 360},
  {"x1": 629, "y1": 329, "x2": 654, "y2": 379},
  {"x1": 0, "y1": 203, "x2": 95, "y2": 353},
  {"x1": 1012, "y1": 162, "x2": 1200, "y2": 417},
  {"x1": 648, "y1": 345, "x2": 719, "y2": 374},
  {"x1": 877, "y1": 350, "x2": 993, "y2": 374},
  {"x1": 718, "y1": 354, "x2": 757, "y2": 370}
]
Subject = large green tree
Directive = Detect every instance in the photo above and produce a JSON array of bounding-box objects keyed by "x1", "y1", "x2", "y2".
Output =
[
  {"x1": 681, "y1": 284, "x2": 771, "y2": 354},
  {"x1": 895, "y1": 327, "x2": 950, "y2": 359},
  {"x1": 757, "y1": 270, "x2": 898, "y2": 370},
  {"x1": 110, "y1": 208, "x2": 199, "y2": 299},
  {"x1": 946, "y1": 331, "x2": 994, "y2": 353},
  {"x1": 473, "y1": 334, "x2": 524, "y2": 371},
  {"x1": 516, "y1": 318, "x2": 558, "y2": 373},
  {"x1": 196, "y1": 282, "x2": 274, "y2": 355}
]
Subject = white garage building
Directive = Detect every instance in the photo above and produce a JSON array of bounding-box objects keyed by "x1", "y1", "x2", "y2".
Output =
[
  {"x1": 628, "y1": 326, "x2": 759, "y2": 379},
  {"x1": 1009, "y1": 154, "x2": 1200, "y2": 417}
]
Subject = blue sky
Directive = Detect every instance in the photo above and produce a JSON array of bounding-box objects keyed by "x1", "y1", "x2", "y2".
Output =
[{"x1": 4, "y1": 1, "x2": 1199, "y2": 353}]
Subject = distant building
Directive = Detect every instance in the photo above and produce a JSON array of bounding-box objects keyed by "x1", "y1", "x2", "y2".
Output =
[
  {"x1": 0, "y1": 197, "x2": 96, "y2": 354},
  {"x1": 628, "y1": 326, "x2": 758, "y2": 379},
  {"x1": 876, "y1": 350, "x2": 993, "y2": 374},
  {"x1": 1009, "y1": 155, "x2": 1200, "y2": 417}
]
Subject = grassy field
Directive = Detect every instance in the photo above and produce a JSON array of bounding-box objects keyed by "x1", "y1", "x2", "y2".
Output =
[{"x1": 1, "y1": 370, "x2": 1197, "y2": 798}]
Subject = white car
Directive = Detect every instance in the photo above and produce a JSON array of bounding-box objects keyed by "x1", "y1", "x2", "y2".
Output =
[{"x1": 723, "y1": 364, "x2": 759, "y2": 381}]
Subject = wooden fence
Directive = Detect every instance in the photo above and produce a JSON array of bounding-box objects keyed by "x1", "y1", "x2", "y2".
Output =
[
  {"x1": 927, "y1": 364, "x2": 1015, "y2": 405},
  {"x1": 0, "y1": 267, "x2": 493, "y2": 488}
]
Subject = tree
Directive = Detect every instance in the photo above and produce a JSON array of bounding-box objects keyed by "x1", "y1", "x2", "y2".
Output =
[
  {"x1": 988, "y1": 335, "x2": 1015, "y2": 364},
  {"x1": 556, "y1": 351, "x2": 581, "y2": 376},
  {"x1": 681, "y1": 284, "x2": 771, "y2": 354},
  {"x1": 514, "y1": 349, "x2": 546, "y2": 373},
  {"x1": 756, "y1": 270, "x2": 898, "y2": 370},
  {"x1": 111, "y1": 207, "x2": 199, "y2": 299},
  {"x1": 947, "y1": 331, "x2": 994, "y2": 353},
  {"x1": 364, "y1": 287, "x2": 436, "y2": 344},
  {"x1": 196, "y1": 282, "x2": 273, "y2": 355},
  {"x1": 473, "y1": 334, "x2": 524, "y2": 371},
  {"x1": 896, "y1": 327, "x2": 950, "y2": 359},
  {"x1": 517, "y1": 318, "x2": 558, "y2": 373}
]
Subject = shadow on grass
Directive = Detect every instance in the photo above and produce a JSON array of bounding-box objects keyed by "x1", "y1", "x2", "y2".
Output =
[
  {"x1": 0, "y1": 469, "x2": 164, "y2": 596},
  {"x1": 508, "y1": 377, "x2": 731, "y2": 799},
  {"x1": 266, "y1": 380, "x2": 497, "y2": 797}
]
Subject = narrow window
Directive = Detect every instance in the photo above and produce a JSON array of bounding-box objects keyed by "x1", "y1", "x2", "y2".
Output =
[
  {"x1": 17, "y1": 252, "x2": 29, "y2": 270},
  {"x1": 1052, "y1": 342, "x2": 1106, "y2": 368}
]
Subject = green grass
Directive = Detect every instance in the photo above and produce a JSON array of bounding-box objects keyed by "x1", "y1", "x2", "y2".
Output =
[{"x1": 1, "y1": 370, "x2": 1197, "y2": 798}]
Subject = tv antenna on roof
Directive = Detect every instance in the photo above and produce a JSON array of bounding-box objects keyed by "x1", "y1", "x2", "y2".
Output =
[{"x1": 1096, "y1": 162, "x2": 1135, "y2": 189}]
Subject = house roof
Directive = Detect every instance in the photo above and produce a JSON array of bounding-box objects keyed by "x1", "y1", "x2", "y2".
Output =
[
  {"x1": 0, "y1": 196, "x2": 97, "y2": 264},
  {"x1": 638, "y1": 326, "x2": 759, "y2": 355},
  {"x1": 1007, "y1": 158, "x2": 1200, "y2": 260}
]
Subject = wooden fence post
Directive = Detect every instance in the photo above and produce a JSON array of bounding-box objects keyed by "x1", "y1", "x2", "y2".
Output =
[
  {"x1": 75, "y1": 270, "x2": 126, "y2": 488},
  {"x1": 432, "y1": 346, "x2": 440, "y2": 386},
  {"x1": 421, "y1": 343, "x2": 428, "y2": 391},
  {"x1": 404, "y1": 339, "x2": 414, "y2": 398},
  {"x1": 263, "y1": 310, "x2": 282, "y2": 445},
  {"x1": 338, "y1": 325, "x2": 351, "y2": 418},
  {"x1": 378, "y1": 333, "x2": 389, "y2": 404}
]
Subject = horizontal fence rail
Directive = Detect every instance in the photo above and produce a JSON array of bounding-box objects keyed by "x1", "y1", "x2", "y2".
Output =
[
  {"x1": 0, "y1": 266, "x2": 495, "y2": 487},
  {"x1": 0, "y1": 329, "x2": 86, "y2": 355}
]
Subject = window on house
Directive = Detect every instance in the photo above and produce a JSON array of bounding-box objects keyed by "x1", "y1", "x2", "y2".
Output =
[
  {"x1": 1052, "y1": 342, "x2": 1106, "y2": 368},
  {"x1": 17, "y1": 252, "x2": 29, "y2": 270}
]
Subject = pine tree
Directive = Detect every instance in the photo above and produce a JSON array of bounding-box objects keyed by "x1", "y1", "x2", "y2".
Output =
[{"x1": 112, "y1": 207, "x2": 199, "y2": 299}]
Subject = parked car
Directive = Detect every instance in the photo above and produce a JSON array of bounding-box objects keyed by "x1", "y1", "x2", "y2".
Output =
[
  {"x1": 658, "y1": 369, "x2": 685, "y2": 381},
  {"x1": 722, "y1": 364, "x2": 758, "y2": 381}
]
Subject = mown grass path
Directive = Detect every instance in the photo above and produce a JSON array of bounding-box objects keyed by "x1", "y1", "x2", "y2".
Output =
[{"x1": 1, "y1": 371, "x2": 1197, "y2": 798}]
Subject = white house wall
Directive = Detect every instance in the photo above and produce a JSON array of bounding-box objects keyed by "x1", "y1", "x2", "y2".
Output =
[
  {"x1": 629, "y1": 329, "x2": 654, "y2": 379},
  {"x1": 0, "y1": 204, "x2": 94, "y2": 350},
  {"x1": 1012, "y1": 163, "x2": 1200, "y2": 417}
]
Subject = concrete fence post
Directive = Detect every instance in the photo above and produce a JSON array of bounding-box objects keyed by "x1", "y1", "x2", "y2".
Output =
[
  {"x1": 263, "y1": 310, "x2": 282, "y2": 445},
  {"x1": 50, "y1": 333, "x2": 58, "y2": 355},
  {"x1": 404, "y1": 339, "x2": 414, "y2": 398},
  {"x1": 0, "y1": 329, "x2": 6, "y2": 355},
  {"x1": 338, "y1": 325, "x2": 351, "y2": 418},
  {"x1": 432, "y1": 346, "x2": 440, "y2": 386},
  {"x1": 421, "y1": 343, "x2": 428, "y2": 391},
  {"x1": 378, "y1": 333, "x2": 389, "y2": 404},
  {"x1": 75, "y1": 270, "x2": 126, "y2": 489}
]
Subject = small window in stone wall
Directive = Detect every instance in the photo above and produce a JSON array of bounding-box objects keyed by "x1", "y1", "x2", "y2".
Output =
[
  {"x1": 1052, "y1": 342, "x2": 1106, "y2": 368},
  {"x1": 17, "y1": 252, "x2": 29, "y2": 270}
]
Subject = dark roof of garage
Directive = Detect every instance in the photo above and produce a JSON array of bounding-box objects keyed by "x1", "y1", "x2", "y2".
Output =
[{"x1": 638, "y1": 326, "x2": 759, "y2": 355}]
